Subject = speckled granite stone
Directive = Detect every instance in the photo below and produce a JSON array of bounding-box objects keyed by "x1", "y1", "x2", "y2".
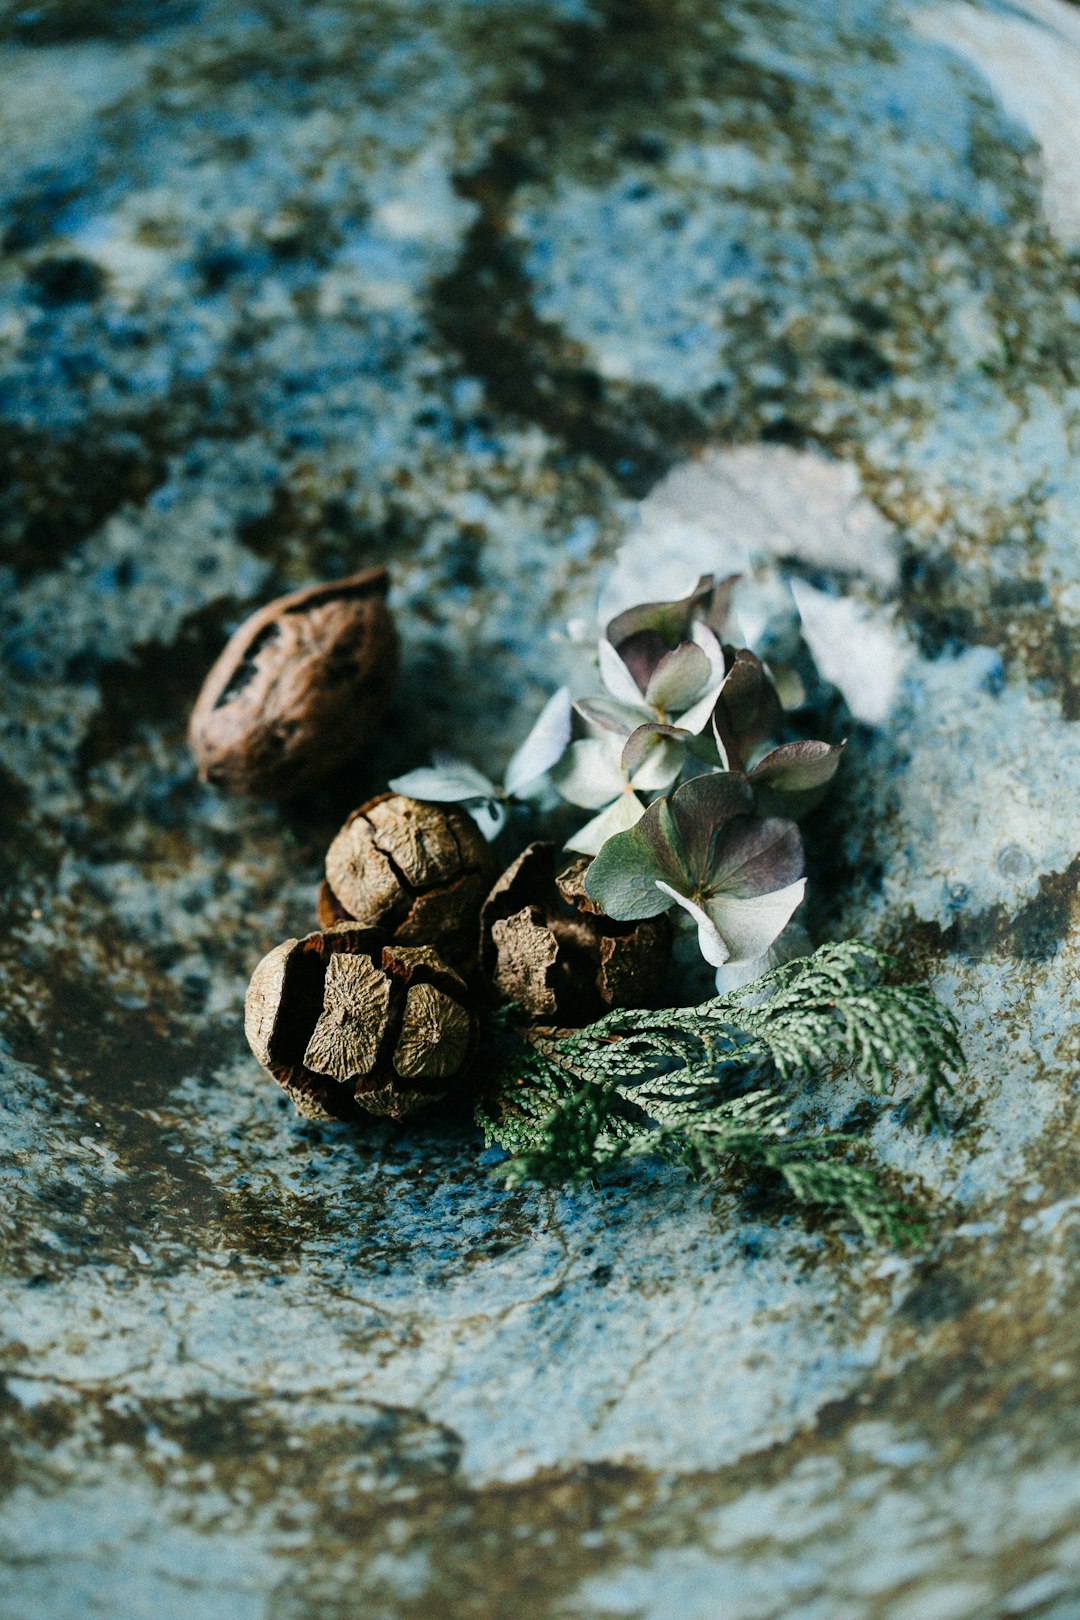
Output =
[{"x1": 0, "y1": 2, "x2": 1078, "y2": 1616}]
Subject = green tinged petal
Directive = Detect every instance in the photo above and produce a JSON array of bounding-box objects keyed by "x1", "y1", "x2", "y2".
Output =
[
  {"x1": 643, "y1": 641, "x2": 710, "y2": 713},
  {"x1": 606, "y1": 574, "x2": 718, "y2": 648},
  {"x1": 583, "y1": 816, "x2": 676, "y2": 919},
  {"x1": 622, "y1": 723, "x2": 688, "y2": 791}
]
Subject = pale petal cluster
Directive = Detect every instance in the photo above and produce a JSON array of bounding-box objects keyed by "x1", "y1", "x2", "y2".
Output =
[{"x1": 390, "y1": 569, "x2": 845, "y2": 983}]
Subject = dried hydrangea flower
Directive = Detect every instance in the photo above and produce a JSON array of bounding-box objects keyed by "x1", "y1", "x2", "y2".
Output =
[
  {"x1": 480, "y1": 842, "x2": 670, "y2": 1024},
  {"x1": 552, "y1": 578, "x2": 815, "y2": 854},
  {"x1": 319, "y1": 793, "x2": 494, "y2": 971},
  {"x1": 245, "y1": 924, "x2": 477, "y2": 1121},
  {"x1": 189, "y1": 568, "x2": 397, "y2": 798},
  {"x1": 580, "y1": 574, "x2": 732, "y2": 742},
  {"x1": 583, "y1": 773, "x2": 806, "y2": 970},
  {"x1": 551, "y1": 720, "x2": 689, "y2": 856}
]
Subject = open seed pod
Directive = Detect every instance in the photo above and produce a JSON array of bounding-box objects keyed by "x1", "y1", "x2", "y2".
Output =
[
  {"x1": 318, "y1": 793, "x2": 493, "y2": 971},
  {"x1": 480, "y1": 843, "x2": 671, "y2": 1024},
  {"x1": 189, "y1": 568, "x2": 398, "y2": 799},
  {"x1": 245, "y1": 923, "x2": 478, "y2": 1122}
]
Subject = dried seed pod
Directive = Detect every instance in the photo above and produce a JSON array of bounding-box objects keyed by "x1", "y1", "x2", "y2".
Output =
[
  {"x1": 319, "y1": 793, "x2": 493, "y2": 971},
  {"x1": 245, "y1": 924, "x2": 477, "y2": 1122},
  {"x1": 189, "y1": 568, "x2": 397, "y2": 799},
  {"x1": 480, "y1": 842, "x2": 671, "y2": 1024}
]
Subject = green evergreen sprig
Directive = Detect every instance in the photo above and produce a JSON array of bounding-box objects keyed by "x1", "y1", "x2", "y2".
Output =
[{"x1": 474, "y1": 941, "x2": 963, "y2": 1244}]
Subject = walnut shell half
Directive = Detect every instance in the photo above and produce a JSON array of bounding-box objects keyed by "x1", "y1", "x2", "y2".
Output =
[
  {"x1": 189, "y1": 568, "x2": 398, "y2": 799},
  {"x1": 245, "y1": 924, "x2": 477, "y2": 1122},
  {"x1": 480, "y1": 843, "x2": 671, "y2": 1025},
  {"x1": 319, "y1": 793, "x2": 493, "y2": 971}
]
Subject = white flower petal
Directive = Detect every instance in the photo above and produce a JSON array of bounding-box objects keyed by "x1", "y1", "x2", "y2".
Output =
[
  {"x1": 790, "y1": 578, "x2": 909, "y2": 726},
  {"x1": 655, "y1": 880, "x2": 730, "y2": 967},
  {"x1": 390, "y1": 760, "x2": 498, "y2": 801},
  {"x1": 575, "y1": 695, "x2": 652, "y2": 737},
  {"x1": 691, "y1": 620, "x2": 727, "y2": 683},
  {"x1": 713, "y1": 954, "x2": 772, "y2": 996},
  {"x1": 565, "y1": 791, "x2": 646, "y2": 856},
  {"x1": 714, "y1": 921, "x2": 812, "y2": 996},
  {"x1": 550, "y1": 736, "x2": 626, "y2": 810},
  {"x1": 704, "y1": 878, "x2": 807, "y2": 965},
  {"x1": 465, "y1": 798, "x2": 508, "y2": 841},
  {"x1": 599, "y1": 637, "x2": 648, "y2": 707},
  {"x1": 504, "y1": 686, "x2": 573, "y2": 797},
  {"x1": 676, "y1": 674, "x2": 727, "y2": 736},
  {"x1": 727, "y1": 579, "x2": 776, "y2": 653}
]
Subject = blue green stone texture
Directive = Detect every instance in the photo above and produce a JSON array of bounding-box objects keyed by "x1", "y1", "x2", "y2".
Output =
[{"x1": 0, "y1": 1, "x2": 1078, "y2": 1615}]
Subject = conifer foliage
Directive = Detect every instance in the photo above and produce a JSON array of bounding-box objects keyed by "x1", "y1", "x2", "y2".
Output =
[{"x1": 476, "y1": 942, "x2": 963, "y2": 1243}]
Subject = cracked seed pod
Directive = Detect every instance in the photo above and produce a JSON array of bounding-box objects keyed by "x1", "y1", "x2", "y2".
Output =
[
  {"x1": 189, "y1": 568, "x2": 397, "y2": 799},
  {"x1": 318, "y1": 792, "x2": 493, "y2": 971},
  {"x1": 480, "y1": 842, "x2": 671, "y2": 1024},
  {"x1": 245, "y1": 923, "x2": 478, "y2": 1122}
]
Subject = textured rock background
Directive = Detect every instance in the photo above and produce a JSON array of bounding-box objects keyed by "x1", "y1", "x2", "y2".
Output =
[{"x1": 0, "y1": 1, "x2": 1078, "y2": 1616}]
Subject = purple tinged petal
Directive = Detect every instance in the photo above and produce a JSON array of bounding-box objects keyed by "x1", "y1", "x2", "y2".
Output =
[
  {"x1": 715, "y1": 648, "x2": 783, "y2": 755},
  {"x1": 707, "y1": 815, "x2": 805, "y2": 898},
  {"x1": 616, "y1": 629, "x2": 671, "y2": 695},
  {"x1": 748, "y1": 739, "x2": 845, "y2": 793},
  {"x1": 666, "y1": 772, "x2": 756, "y2": 879},
  {"x1": 606, "y1": 575, "x2": 716, "y2": 651},
  {"x1": 702, "y1": 574, "x2": 740, "y2": 637}
]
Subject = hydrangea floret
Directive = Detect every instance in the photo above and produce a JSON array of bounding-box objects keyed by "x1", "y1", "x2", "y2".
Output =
[
  {"x1": 392, "y1": 572, "x2": 842, "y2": 979},
  {"x1": 390, "y1": 686, "x2": 573, "y2": 840},
  {"x1": 582, "y1": 773, "x2": 807, "y2": 969}
]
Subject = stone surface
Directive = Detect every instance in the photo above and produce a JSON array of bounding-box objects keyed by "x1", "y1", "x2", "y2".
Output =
[{"x1": 0, "y1": 1, "x2": 1078, "y2": 1617}]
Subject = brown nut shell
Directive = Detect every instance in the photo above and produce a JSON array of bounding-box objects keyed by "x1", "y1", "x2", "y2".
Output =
[
  {"x1": 480, "y1": 843, "x2": 671, "y2": 1025},
  {"x1": 189, "y1": 568, "x2": 398, "y2": 799},
  {"x1": 244, "y1": 924, "x2": 478, "y2": 1122},
  {"x1": 320, "y1": 793, "x2": 493, "y2": 970}
]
